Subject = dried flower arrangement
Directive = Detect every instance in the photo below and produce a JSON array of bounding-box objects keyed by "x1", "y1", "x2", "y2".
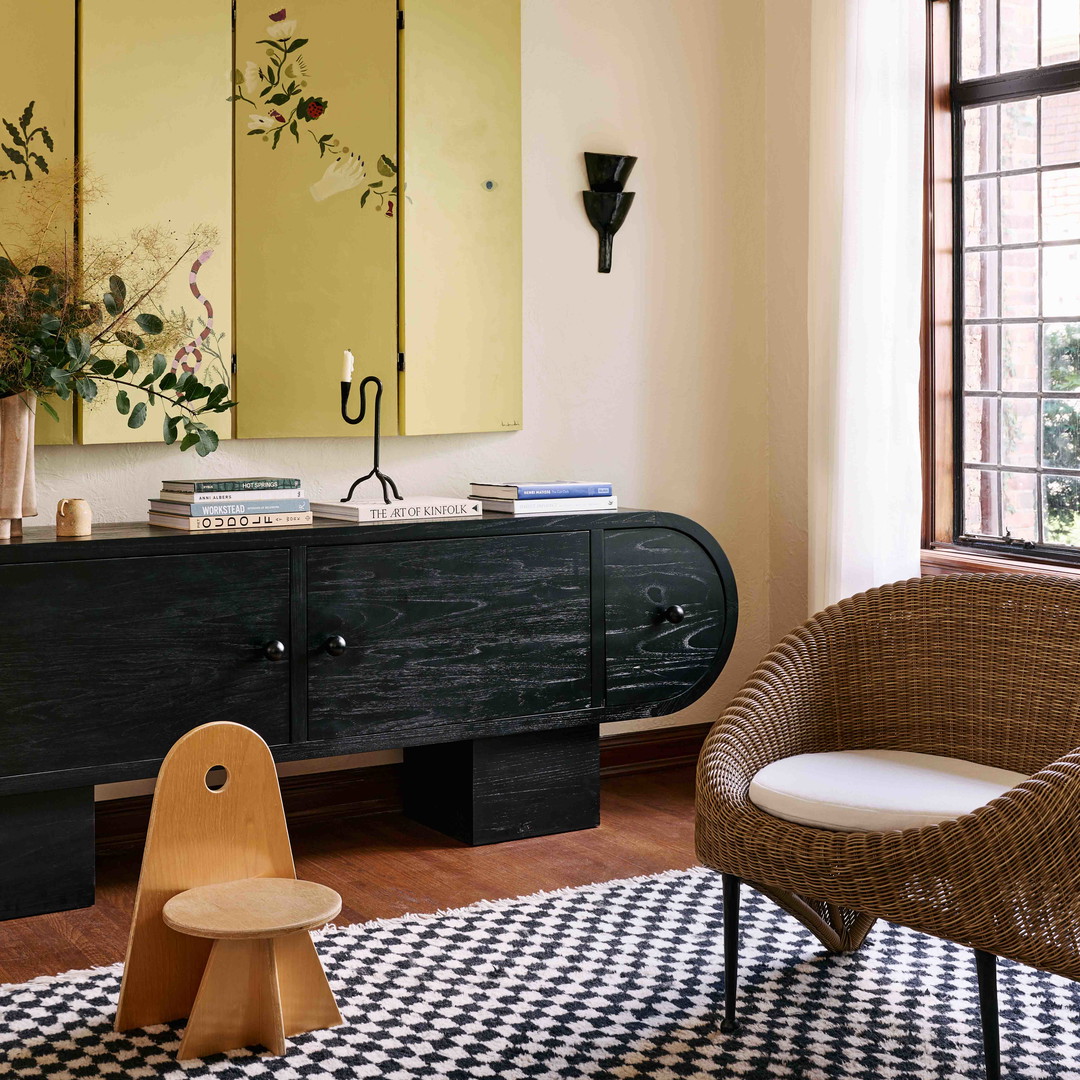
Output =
[{"x1": 0, "y1": 167, "x2": 234, "y2": 455}]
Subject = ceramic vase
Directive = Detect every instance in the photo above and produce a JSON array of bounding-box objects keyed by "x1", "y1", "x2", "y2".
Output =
[{"x1": 0, "y1": 392, "x2": 38, "y2": 539}]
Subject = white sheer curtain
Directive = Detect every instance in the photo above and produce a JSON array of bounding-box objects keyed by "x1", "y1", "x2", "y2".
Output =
[{"x1": 807, "y1": 0, "x2": 926, "y2": 613}]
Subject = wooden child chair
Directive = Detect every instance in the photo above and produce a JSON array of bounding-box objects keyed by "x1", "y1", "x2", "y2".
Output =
[{"x1": 114, "y1": 721, "x2": 344, "y2": 1061}]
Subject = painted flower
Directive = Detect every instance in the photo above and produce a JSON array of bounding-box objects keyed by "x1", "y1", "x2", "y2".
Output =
[
  {"x1": 385, "y1": 199, "x2": 394, "y2": 218},
  {"x1": 248, "y1": 113, "x2": 276, "y2": 130},
  {"x1": 269, "y1": 8, "x2": 287, "y2": 18},
  {"x1": 266, "y1": 17, "x2": 297, "y2": 38},
  {"x1": 242, "y1": 60, "x2": 260, "y2": 98},
  {"x1": 269, "y1": 109, "x2": 287, "y2": 123},
  {"x1": 297, "y1": 96, "x2": 328, "y2": 121}
]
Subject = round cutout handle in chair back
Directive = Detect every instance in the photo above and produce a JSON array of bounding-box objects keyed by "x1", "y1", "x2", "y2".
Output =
[{"x1": 263, "y1": 640, "x2": 286, "y2": 662}]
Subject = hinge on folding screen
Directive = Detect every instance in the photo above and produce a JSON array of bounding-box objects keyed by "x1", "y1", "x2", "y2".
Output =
[
  {"x1": 397, "y1": 352, "x2": 405, "y2": 372},
  {"x1": 397, "y1": 9, "x2": 404, "y2": 29}
]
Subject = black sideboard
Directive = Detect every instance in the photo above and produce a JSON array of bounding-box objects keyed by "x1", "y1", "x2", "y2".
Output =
[{"x1": 0, "y1": 509, "x2": 737, "y2": 920}]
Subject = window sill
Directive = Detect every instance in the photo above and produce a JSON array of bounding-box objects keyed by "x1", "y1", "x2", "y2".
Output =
[{"x1": 921, "y1": 545, "x2": 1080, "y2": 579}]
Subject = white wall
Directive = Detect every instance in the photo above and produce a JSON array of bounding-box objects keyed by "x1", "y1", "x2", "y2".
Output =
[{"x1": 34, "y1": 1, "x2": 795, "y2": 796}]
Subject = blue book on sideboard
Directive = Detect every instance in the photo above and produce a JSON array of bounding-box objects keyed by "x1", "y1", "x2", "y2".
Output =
[{"x1": 470, "y1": 481, "x2": 614, "y2": 500}]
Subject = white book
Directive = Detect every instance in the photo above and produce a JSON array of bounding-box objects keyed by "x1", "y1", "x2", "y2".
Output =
[
  {"x1": 148, "y1": 511, "x2": 313, "y2": 532},
  {"x1": 156, "y1": 488, "x2": 308, "y2": 504},
  {"x1": 311, "y1": 496, "x2": 482, "y2": 523},
  {"x1": 472, "y1": 495, "x2": 618, "y2": 514}
]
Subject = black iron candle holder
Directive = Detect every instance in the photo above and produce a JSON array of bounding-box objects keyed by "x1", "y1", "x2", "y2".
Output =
[
  {"x1": 582, "y1": 152, "x2": 637, "y2": 273},
  {"x1": 340, "y1": 376, "x2": 403, "y2": 505}
]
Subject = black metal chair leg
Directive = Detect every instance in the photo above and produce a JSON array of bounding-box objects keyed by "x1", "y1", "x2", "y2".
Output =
[
  {"x1": 975, "y1": 949, "x2": 1001, "y2": 1080},
  {"x1": 721, "y1": 874, "x2": 740, "y2": 1033}
]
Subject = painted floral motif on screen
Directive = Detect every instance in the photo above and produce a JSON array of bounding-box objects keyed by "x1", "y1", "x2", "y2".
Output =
[
  {"x1": 232, "y1": 8, "x2": 398, "y2": 212},
  {"x1": 0, "y1": 102, "x2": 52, "y2": 181}
]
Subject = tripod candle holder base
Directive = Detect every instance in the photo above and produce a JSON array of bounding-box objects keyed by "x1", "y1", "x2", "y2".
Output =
[{"x1": 339, "y1": 378, "x2": 403, "y2": 506}]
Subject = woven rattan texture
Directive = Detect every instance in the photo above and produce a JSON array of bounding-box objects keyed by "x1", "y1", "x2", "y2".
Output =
[{"x1": 696, "y1": 574, "x2": 1080, "y2": 979}]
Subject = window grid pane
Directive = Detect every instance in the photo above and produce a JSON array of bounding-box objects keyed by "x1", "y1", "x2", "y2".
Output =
[
  {"x1": 961, "y1": 0, "x2": 1080, "y2": 78},
  {"x1": 960, "y1": 84, "x2": 1080, "y2": 547}
]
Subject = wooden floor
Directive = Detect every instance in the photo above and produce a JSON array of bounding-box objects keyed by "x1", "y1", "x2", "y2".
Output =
[{"x1": 0, "y1": 764, "x2": 698, "y2": 985}]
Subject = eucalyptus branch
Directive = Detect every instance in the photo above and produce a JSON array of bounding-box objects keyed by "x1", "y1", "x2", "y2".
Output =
[
  {"x1": 90, "y1": 237, "x2": 200, "y2": 346},
  {"x1": 0, "y1": 230, "x2": 232, "y2": 454},
  {"x1": 77, "y1": 374, "x2": 209, "y2": 418}
]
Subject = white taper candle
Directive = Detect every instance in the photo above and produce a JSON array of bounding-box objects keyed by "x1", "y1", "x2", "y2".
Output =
[{"x1": 342, "y1": 349, "x2": 355, "y2": 383}]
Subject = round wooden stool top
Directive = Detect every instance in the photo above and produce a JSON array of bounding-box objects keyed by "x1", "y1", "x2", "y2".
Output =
[{"x1": 162, "y1": 877, "x2": 342, "y2": 940}]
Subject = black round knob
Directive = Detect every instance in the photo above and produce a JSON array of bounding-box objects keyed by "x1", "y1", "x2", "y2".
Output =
[
  {"x1": 263, "y1": 639, "x2": 286, "y2": 662},
  {"x1": 324, "y1": 634, "x2": 348, "y2": 657},
  {"x1": 664, "y1": 605, "x2": 686, "y2": 624}
]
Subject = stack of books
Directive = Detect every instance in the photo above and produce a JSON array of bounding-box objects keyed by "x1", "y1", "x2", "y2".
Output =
[
  {"x1": 469, "y1": 481, "x2": 617, "y2": 515},
  {"x1": 148, "y1": 477, "x2": 313, "y2": 532}
]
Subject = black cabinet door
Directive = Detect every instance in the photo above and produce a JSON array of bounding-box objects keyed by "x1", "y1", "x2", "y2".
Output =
[
  {"x1": 306, "y1": 533, "x2": 592, "y2": 740},
  {"x1": 0, "y1": 550, "x2": 291, "y2": 777},
  {"x1": 604, "y1": 528, "x2": 727, "y2": 707}
]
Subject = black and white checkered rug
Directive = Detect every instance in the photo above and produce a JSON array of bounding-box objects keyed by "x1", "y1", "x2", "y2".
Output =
[{"x1": 2, "y1": 867, "x2": 1079, "y2": 1078}]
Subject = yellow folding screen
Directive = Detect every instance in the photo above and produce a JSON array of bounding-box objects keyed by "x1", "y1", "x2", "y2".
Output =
[
  {"x1": 0, "y1": 0, "x2": 77, "y2": 445},
  {"x1": 399, "y1": 0, "x2": 522, "y2": 435},
  {"x1": 233, "y1": 0, "x2": 398, "y2": 439},
  {"x1": 78, "y1": 0, "x2": 234, "y2": 446},
  {"x1": 9, "y1": 0, "x2": 521, "y2": 448}
]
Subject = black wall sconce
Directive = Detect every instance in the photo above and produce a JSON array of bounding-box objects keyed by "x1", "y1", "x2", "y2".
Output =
[{"x1": 582, "y1": 152, "x2": 636, "y2": 274}]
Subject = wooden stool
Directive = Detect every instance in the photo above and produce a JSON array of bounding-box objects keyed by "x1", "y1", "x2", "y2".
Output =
[
  {"x1": 163, "y1": 877, "x2": 343, "y2": 1060},
  {"x1": 114, "y1": 722, "x2": 345, "y2": 1061}
]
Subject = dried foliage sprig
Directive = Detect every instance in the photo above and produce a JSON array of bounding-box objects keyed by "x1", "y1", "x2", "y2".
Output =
[{"x1": 0, "y1": 173, "x2": 234, "y2": 456}]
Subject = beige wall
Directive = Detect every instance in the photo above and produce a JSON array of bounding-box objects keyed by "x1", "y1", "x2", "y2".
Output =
[{"x1": 32, "y1": 0, "x2": 812, "y2": 797}]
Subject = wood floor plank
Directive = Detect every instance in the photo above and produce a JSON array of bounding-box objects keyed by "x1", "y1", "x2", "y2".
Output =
[{"x1": 0, "y1": 765, "x2": 698, "y2": 984}]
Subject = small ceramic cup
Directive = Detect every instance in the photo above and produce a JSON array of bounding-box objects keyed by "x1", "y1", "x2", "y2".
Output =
[{"x1": 56, "y1": 498, "x2": 92, "y2": 537}]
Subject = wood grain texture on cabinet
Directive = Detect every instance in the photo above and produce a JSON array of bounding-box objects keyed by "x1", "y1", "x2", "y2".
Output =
[
  {"x1": 403, "y1": 724, "x2": 600, "y2": 845},
  {"x1": 0, "y1": 511, "x2": 737, "y2": 917},
  {"x1": 0, "y1": 550, "x2": 292, "y2": 778},
  {"x1": 604, "y1": 527, "x2": 729, "y2": 707},
  {"x1": 0, "y1": 786, "x2": 94, "y2": 920},
  {"x1": 306, "y1": 532, "x2": 592, "y2": 740}
]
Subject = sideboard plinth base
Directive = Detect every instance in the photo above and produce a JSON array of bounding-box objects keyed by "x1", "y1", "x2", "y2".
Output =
[
  {"x1": 0, "y1": 787, "x2": 95, "y2": 921},
  {"x1": 402, "y1": 725, "x2": 601, "y2": 845}
]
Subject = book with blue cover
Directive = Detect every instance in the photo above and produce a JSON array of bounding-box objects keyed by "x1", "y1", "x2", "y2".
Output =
[
  {"x1": 469, "y1": 481, "x2": 613, "y2": 500},
  {"x1": 149, "y1": 498, "x2": 310, "y2": 516}
]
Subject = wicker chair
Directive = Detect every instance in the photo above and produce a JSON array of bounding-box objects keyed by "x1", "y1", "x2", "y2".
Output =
[{"x1": 696, "y1": 574, "x2": 1080, "y2": 1080}]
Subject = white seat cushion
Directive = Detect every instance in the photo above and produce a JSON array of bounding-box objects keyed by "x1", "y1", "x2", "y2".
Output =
[{"x1": 749, "y1": 749, "x2": 1029, "y2": 832}]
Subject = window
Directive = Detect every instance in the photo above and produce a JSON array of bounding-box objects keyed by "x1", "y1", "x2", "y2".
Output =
[{"x1": 938, "y1": 0, "x2": 1080, "y2": 563}]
